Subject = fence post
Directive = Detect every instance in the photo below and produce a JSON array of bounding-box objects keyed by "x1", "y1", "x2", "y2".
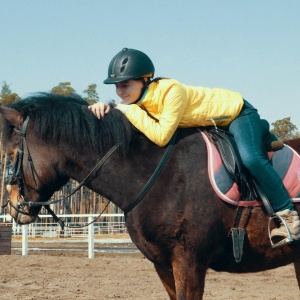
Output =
[
  {"x1": 22, "y1": 225, "x2": 28, "y2": 255},
  {"x1": 88, "y1": 216, "x2": 94, "y2": 258},
  {"x1": 0, "y1": 223, "x2": 12, "y2": 255}
]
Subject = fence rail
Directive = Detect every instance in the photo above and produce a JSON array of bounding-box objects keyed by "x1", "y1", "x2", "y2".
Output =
[{"x1": 0, "y1": 214, "x2": 130, "y2": 258}]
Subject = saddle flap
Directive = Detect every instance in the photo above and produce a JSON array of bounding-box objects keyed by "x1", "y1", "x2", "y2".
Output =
[
  {"x1": 208, "y1": 128, "x2": 256, "y2": 199},
  {"x1": 209, "y1": 128, "x2": 242, "y2": 179}
]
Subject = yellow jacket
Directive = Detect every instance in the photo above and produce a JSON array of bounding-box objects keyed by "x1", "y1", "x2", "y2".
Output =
[{"x1": 116, "y1": 79, "x2": 244, "y2": 147}]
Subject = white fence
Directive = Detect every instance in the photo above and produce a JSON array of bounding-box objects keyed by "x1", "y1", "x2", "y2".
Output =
[{"x1": 0, "y1": 214, "x2": 129, "y2": 258}]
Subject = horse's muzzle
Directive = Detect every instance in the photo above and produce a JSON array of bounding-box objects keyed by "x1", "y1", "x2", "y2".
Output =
[{"x1": 6, "y1": 184, "x2": 37, "y2": 224}]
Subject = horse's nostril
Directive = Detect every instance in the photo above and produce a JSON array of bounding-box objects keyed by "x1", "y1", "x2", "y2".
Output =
[{"x1": 6, "y1": 184, "x2": 12, "y2": 194}]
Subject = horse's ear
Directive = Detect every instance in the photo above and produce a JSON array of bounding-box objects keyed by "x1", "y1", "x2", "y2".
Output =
[{"x1": 0, "y1": 105, "x2": 23, "y2": 128}]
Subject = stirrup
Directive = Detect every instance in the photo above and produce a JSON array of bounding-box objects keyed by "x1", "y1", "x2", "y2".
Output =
[{"x1": 268, "y1": 213, "x2": 294, "y2": 249}]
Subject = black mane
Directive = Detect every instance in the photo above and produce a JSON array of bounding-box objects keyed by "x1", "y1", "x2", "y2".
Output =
[{"x1": 3, "y1": 93, "x2": 133, "y2": 155}]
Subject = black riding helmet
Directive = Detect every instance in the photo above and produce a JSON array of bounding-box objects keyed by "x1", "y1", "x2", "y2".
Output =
[{"x1": 103, "y1": 48, "x2": 155, "y2": 84}]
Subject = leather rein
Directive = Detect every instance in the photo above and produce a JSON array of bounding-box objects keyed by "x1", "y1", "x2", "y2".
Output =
[{"x1": 6, "y1": 115, "x2": 177, "y2": 228}]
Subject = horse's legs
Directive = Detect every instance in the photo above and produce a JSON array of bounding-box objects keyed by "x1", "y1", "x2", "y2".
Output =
[
  {"x1": 154, "y1": 264, "x2": 177, "y2": 300},
  {"x1": 293, "y1": 260, "x2": 300, "y2": 288},
  {"x1": 172, "y1": 256, "x2": 206, "y2": 300}
]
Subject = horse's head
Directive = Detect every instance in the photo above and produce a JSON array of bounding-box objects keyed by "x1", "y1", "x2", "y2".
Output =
[{"x1": 0, "y1": 104, "x2": 70, "y2": 224}]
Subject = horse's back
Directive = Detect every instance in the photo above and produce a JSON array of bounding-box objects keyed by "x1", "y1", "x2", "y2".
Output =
[{"x1": 284, "y1": 138, "x2": 300, "y2": 154}]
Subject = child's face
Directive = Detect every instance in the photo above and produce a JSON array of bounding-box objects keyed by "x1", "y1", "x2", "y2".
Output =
[{"x1": 115, "y1": 80, "x2": 143, "y2": 104}]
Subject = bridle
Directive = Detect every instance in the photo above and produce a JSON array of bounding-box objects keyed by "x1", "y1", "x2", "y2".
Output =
[
  {"x1": 7, "y1": 116, "x2": 33, "y2": 217},
  {"x1": 5, "y1": 115, "x2": 117, "y2": 228},
  {"x1": 5, "y1": 115, "x2": 177, "y2": 229}
]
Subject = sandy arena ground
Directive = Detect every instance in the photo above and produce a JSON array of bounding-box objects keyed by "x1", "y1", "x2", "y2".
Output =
[{"x1": 0, "y1": 240, "x2": 299, "y2": 300}]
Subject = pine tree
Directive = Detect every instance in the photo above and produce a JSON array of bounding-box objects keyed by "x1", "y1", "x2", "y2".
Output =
[
  {"x1": 0, "y1": 81, "x2": 20, "y2": 105},
  {"x1": 83, "y1": 84, "x2": 99, "y2": 104},
  {"x1": 51, "y1": 82, "x2": 75, "y2": 95}
]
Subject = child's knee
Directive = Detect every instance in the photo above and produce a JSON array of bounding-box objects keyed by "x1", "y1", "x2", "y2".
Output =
[{"x1": 243, "y1": 156, "x2": 266, "y2": 174}]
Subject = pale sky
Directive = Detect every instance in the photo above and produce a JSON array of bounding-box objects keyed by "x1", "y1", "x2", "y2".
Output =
[{"x1": 1, "y1": 0, "x2": 299, "y2": 130}]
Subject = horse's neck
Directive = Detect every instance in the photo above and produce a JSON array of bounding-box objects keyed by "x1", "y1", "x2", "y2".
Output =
[{"x1": 68, "y1": 143, "x2": 164, "y2": 211}]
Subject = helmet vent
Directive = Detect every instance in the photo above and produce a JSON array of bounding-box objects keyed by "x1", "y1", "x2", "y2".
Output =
[{"x1": 120, "y1": 58, "x2": 128, "y2": 73}]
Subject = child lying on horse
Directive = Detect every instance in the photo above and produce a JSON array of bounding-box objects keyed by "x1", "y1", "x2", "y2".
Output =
[{"x1": 88, "y1": 47, "x2": 300, "y2": 244}]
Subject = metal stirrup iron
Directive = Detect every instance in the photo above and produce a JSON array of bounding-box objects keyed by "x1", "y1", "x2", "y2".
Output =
[{"x1": 268, "y1": 214, "x2": 294, "y2": 249}]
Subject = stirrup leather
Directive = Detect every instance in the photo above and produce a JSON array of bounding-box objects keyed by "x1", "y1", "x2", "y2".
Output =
[{"x1": 268, "y1": 213, "x2": 294, "y2": 249}]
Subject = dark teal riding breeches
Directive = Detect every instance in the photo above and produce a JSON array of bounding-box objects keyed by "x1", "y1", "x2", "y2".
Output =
[{"x1": 228, "y1": 100, "x2": 294, "y2": 212}]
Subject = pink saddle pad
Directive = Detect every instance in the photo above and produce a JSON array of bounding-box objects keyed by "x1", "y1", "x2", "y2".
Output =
[{"x1": 201, "y1": 132, "x2": 300, "y2": 207}]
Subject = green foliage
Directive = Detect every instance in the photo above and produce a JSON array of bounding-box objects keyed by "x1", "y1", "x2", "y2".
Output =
[
  {"x1": 51, "y1": 82, "x2": 75, "y2": 95},
  {"x1": 83, "y1": 84, "x2": 99, "y2": 104},
  {"x1": 271, "y1": 117, "x2": 300, "y2": 140},
  {"x1": 0, "y1": 81, "x2": 20, "y2": 105}
]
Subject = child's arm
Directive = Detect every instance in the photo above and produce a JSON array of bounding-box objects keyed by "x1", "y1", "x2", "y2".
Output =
[{"x1": 117, "y1": 84, "x2": 188, "y2": 147}]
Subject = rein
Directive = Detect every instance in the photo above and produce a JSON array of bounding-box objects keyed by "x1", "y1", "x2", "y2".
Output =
[
  {"x1": 123, "y1": 131, "x2": 177, "y2": 213},
  {"x1": 23, "y1": 145, "x2": 118, "y2": 208},
  {"x1": 9, "y1": 115, "x2": 177, "y2": 227}
]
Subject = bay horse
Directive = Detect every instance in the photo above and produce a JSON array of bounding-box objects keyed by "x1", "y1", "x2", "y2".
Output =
[
  {"x1": 1, "y1": 93, "x2": 300, "y2": 300},
  {"x1": 284, "y1": 137, "x2": 300, "y2": 154}
]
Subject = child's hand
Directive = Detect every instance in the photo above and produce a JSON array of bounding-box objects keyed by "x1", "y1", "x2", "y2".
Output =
[{"x1": 88, "y1": 103, "x2": 110, "y2": 119}]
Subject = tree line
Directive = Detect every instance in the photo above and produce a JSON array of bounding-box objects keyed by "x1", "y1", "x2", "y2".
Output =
[
  {"x1": 1, "y1": 80, "x2": 299, "y2": 139},
  {"x1": 0, "y1": 80, "x2": 100, "y2": 105}
]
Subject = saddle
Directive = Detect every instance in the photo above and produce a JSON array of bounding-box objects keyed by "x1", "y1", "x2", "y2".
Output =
[
  {"x1": 207, "y1": 127, "x2": 274, "y2": 213},
  {"x1": 202, "y1": 127, "x2": 300, "y2": 259}
]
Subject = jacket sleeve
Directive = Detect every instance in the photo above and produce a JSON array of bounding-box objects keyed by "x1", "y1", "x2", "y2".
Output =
[{"x1": 117, "y1": 84, "x2": 188, "y2": 147}]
